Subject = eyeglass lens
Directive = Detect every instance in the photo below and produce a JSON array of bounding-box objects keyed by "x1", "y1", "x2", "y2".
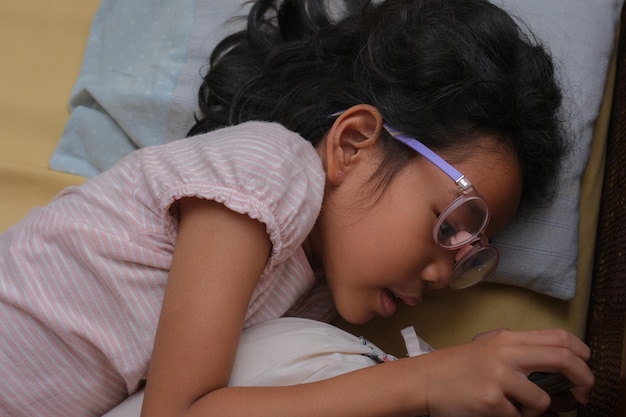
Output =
[
  {"x1": 450, "y1": 245, "x2": 499, "y2": 290},
  {"x1": 436, "y1": 196, "x2": 489, "y2": 248},
  {"x1": 434, "y1": 196, "x2": 498, "y2": 289}
]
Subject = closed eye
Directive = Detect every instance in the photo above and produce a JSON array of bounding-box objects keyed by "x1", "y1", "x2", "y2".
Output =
[{"x1": 439, "y1": 219, "x2": 458, "y2": 240}]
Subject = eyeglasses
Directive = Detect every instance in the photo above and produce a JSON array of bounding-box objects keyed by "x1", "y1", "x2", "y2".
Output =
[{"x1": 383, "y1": 123, "x2": 499, "y2": 290}]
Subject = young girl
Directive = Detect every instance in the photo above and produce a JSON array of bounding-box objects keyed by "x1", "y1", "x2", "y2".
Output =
[{"x1": 0, "y1": 0, "x2": 593, "y2": 416}]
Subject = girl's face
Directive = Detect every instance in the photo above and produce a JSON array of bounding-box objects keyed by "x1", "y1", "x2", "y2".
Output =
[{"x1": 308, "y1": 138, "x2": 522, "y2": 325}]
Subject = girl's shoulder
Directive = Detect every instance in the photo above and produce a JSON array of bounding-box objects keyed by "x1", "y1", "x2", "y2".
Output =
[
  {"x1": 141, "y1": 121, "x2": 326, "y2": 203},
  {"x1": 160, "y1": 121, "x2": 319, "y2": 163},
  {"x1": 135, "y1": 121, "x2": 326, "y2": 267}
]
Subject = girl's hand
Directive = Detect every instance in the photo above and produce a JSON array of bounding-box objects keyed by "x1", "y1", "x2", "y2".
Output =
[{"x1": 417, "y1": 328, "x2": 593, "y2": 417}]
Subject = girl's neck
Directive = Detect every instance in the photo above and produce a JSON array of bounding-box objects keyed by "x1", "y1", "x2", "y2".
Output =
[{"x1": 302, "y1": 230, "x2": 323, "y2": 272}]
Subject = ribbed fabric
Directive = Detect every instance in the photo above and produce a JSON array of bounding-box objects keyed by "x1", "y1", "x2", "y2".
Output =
[{"x1": 0, "y1": 121, "x2": 333, "y2": 417}]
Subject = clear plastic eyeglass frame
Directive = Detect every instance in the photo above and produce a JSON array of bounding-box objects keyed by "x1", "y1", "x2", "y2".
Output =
[{"x1": 382, "y1": 123, "x2": 500, "y2": 290}]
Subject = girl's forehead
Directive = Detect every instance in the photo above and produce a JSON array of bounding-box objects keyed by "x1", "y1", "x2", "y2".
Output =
[{"x1": 449, "y1": 147, "x2": 523, "y2": 236}]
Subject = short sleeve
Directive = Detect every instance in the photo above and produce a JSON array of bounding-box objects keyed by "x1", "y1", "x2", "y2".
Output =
[{"x1": 133, "y1": 121, "x2": 326, "y2": 271}]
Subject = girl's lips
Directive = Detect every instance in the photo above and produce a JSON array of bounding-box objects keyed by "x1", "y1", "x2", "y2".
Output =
[
  {"x1": 396, "y1": 294, "x2": 421, "y2": 306},
  {"x1": 381, "y1": 289, "x2": 397, "y2": 317},
  {"x1": 381, "y1": 289, "x2": 422, "y2": 317}
]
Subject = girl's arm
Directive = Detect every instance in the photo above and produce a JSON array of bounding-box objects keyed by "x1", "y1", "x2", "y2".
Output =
[
  {"x1": 140, "y1": 197, "x2": 593, "y2": 417},
  {"x1": 140, "y1": 197, "x2": 272, "y2": 415}
]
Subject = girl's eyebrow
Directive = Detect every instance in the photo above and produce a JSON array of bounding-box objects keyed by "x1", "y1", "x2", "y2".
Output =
[
  {"x1": 442, "y1": 188, "x2": 461, "y2": 201},
  {"x1": 432, "y1": 179, "x2": 460, "y2": 201},
  {"x1": 435, "y1": 189, "x2": 460, "y2": 211}
]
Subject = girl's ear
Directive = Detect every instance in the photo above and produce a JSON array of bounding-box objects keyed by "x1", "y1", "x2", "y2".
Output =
[{"x1": 325, "y1": 104, "x2": 384, "y2": 186}]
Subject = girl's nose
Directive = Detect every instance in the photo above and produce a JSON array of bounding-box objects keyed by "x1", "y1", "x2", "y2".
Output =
[
  {"x1": 422, "y1": 256, "x2": 454, "y2": 289},
  {"x1": 454, "y1": 234, "x2": 489, "y2": 263},
  {"x1": 449, "y1": 230, "x2": 473, "y2": 247}
]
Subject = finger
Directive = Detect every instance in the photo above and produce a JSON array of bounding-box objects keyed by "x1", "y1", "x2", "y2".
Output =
[
  {"x1": 569, "y1": 380, "x2": 593, "y2": 406},
  {"x1": 514, "y1": 345, "x2": 593, "y2": 405},
  {"x1": 518, "y1": 329, "x2": 590, "y2": 361},
  {"x1": 506, "y1": 373, "x2": 551, "y2": 416}
]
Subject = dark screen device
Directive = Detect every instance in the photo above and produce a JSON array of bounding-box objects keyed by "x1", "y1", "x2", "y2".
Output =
[{"x1": 528, "y1": 372, "x2": 573, "y2": 396}]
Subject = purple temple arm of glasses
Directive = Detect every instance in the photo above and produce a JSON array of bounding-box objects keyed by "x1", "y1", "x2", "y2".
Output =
[{"x1": 382, "y1": 123, "x2": 464, "y2": 184}]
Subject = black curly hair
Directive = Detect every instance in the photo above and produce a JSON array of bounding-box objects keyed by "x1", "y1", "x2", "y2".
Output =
[{"x1": 189, "y1": 0, "x2": 566, "y2": 211}]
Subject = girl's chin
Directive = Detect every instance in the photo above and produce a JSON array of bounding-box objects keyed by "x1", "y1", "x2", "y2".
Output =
[
  {"x1": 334, "y1": 292, "x2": 395, "y2": 324},
  {"x1": 336, "y1": 304, "x2": 380, "y2": 325}
]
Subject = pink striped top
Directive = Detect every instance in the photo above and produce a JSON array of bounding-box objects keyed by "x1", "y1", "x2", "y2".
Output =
[{"x1": 0, "y1": 121, "x2": 333, "y2": 417}]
